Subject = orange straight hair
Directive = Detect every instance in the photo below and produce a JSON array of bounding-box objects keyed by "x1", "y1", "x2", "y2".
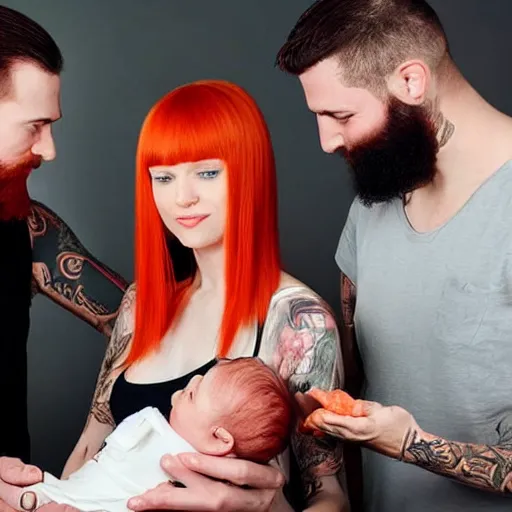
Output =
[{"x1": 126, "y1": 80, "x2": 281, "y2": 365}]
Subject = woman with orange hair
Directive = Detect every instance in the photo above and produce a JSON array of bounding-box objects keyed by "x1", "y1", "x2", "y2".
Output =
[{"x1": 62, "y1": 80, "x2": 347, "y2": 511}]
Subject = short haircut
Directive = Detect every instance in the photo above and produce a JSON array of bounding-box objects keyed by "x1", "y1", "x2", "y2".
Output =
[
  {"x1": 276, "y1": 0, "x2": 449, "y2": 92},
  {"x1": 0, "y1": 5, "x2": 63, "y2": 97},
  {"x1": 214, "y1": 357, "x2": 295, "y2": 464}
]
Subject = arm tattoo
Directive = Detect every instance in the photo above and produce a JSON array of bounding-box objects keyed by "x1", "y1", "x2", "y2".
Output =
[
  {"x1": 340, "y1": 274, "x2": 364, "y2": 512},
  {"x1": 341, "y1": 274, "x2": 356, "y2": 328},
  {"x1": 28, "y1": 200, "x2": 129, "y2": 338},
  {"x1": 88, "y1": 284, "x2": 135, "y2": 427},
  {"x1": 402, "y1": 429, "x2": 512, "y2": 493},
  {"x1": 340, "y1": 273, "x2": 363, "y2": 398},
  {"x1": 269, "y1": 289, "x2": 344, "y2": 503}
]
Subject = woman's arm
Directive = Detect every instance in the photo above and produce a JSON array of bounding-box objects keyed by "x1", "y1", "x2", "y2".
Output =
[
  {"x1": 266, "y1": 288, "x2": 348, "y2": 511},
  {"x1": 61, "y1": 284, "x2": 136, "y2": 478}
]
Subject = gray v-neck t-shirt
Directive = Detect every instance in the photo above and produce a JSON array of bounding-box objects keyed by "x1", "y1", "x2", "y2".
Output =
[{"x1": 336, "y1": 160, "x2": 512, "y2": 511}]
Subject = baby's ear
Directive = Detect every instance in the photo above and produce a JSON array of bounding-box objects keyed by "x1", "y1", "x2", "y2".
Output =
[{"x1": 209, "y1": 426, "x2": 234, "y2": 456}]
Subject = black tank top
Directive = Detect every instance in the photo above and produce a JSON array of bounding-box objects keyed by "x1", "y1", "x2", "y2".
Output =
[
  {"x1": 110, "y1": 321, "x2": 305, "y2": 510},
  {"x1": 0, "y1": 219, "x2": 32, "y2": 462},
  {"x1": 110, "y1": 324, "x2": 265, "y2": 426}
]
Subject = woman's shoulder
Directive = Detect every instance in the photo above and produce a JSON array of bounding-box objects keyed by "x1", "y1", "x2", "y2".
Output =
[
  {"x1": 260, "y1": 273, "x2": 341, "y2": 386},
  {"x1": 268, "y1": 272, "x2": 334, "y2": 314},
  {"x1": 114, "y1": 282, "x2": 137, "y2": 333},
  {"x1": 121, "y1": 282, "x2": 137, "y2": 307}
]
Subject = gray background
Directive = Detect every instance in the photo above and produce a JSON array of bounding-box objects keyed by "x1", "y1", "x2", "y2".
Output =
[{"x1": 2, "y1": 0, "x2": 511, "y2": 475}]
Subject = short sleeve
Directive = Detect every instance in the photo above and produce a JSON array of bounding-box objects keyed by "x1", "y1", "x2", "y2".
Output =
[{"x1": 335, "y1": 198, "x2": 360, "y2": 285}]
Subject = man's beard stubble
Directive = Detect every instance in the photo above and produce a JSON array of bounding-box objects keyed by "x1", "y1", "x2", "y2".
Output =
[
  {"x1": 341, "y1": 97, "x2": 440, "y2": 207},
  {"x1": 0, "y1": 153, "x2": 42, "y2": 221}
]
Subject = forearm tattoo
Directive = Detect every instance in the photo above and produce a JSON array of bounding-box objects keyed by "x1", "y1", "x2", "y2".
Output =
[
  {"x1": 28, "y1": 200, "x2": 129, "y2": 337},
  {"x1": 402, "y1": 429, "x2": 512, "y2": 493},
  {"x1": 267, "y1": 290, "x2": 344, "y2": 502},
  {"x1": 89, "y1": 285, "x2": 135, "y2": 427}
]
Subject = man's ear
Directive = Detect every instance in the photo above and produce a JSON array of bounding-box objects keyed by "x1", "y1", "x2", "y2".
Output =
[
  {"x1": 207, "y1": 426, "x2": 235, "y2": 456},
  {"x1": 387, "y1": 59, "x2": 431, "y2": 105}
]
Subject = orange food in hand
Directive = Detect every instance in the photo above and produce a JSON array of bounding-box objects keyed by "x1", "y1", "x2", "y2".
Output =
[{"x1": 308, "y1": 388, "x2": 366, "y2": 417}]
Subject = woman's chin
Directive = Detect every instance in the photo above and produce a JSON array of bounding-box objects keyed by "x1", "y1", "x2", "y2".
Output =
[{"x1": 175, "y1": 235, "x2": 223, "y2": 251}]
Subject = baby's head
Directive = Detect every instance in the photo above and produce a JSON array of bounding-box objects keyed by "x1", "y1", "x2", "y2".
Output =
[{"x1": 169, "y1": 357, "x2": 294, "y2": 463}]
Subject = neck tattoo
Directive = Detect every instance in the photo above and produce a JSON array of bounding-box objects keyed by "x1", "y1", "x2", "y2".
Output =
[{"x1": 431, "y1": 108, "x2": 455, "y2": 148}]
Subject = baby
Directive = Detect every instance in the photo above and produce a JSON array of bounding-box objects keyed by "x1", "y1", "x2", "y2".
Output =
[{"x1": 24, "y1": 357, "x2": 294, "y2": 512}]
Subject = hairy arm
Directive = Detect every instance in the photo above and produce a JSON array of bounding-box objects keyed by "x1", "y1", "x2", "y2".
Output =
[
  {"x1": 270, "y1": 290, "x2": 347, "y2": 511},
  {"x1": 61, "y1": 284, "x2": 135, "y2": 478},
  {"x1": 401, "y1": 429, "x2": 512, "y2": 494},
  {"x1": 28, "y1": 200, "x2": 129, "y2": 338}
]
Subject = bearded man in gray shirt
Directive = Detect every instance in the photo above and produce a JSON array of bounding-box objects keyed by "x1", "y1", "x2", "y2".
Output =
[{"x1": 277, "y1": 1, "x2": 512, "y2": 511}]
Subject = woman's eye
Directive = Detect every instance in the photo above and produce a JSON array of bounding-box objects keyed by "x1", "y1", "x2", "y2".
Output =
[
  {"x1": 152, "y1": 175, "x2": 172, "y2": 183},
  {"x1": 198, "y1": 170, "x2": 219, "y2": 179}
]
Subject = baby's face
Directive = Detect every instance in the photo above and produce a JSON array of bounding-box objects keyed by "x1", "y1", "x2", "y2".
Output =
[{"x1": 169, "y1": 366, "x2": 226, "y2": 448}]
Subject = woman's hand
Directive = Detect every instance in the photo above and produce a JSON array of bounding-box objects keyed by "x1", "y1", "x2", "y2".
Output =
[{"x1": 127, "y1": 453, "x2": 285, "y2": 511}]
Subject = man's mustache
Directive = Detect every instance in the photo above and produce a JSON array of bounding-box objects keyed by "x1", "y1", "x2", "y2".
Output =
[{"x1": 0, "y1": 153, "x2": 42, "y2": 177}]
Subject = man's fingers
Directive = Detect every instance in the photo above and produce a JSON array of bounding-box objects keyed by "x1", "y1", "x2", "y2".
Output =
[
  {"x1": 128, "y1": 482, "x2": 205, "y2": 511},
  {"x1": 0, "y1": 498, "x2": 17, "y2": 512},
  {"x1": 176, "y1": 453, "x2": 284, "y2": 489},
  {"x1": 159, "y1": 456, "x2": 204, "y2": 488},
  {"x1": 0, "y1": 481, "x2": 25, "y2": 511},
  {"x1": 0, "y1": 459, "x2": 41, "y2": 487},
  {"x1": 129, "y1": 455, "x2": 280, "y2": 512},
  {"x1": 305, "y1": 409, "x2": 370, "y2": 433},
  {"x1": 38, "y1": 503, "x2": 81, "y2": 512}
]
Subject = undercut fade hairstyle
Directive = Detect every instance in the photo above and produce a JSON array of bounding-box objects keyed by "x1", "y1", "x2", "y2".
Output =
[
  {"x1": 0, "y1": 5, "x2": 63, "y2": 97},
  {"x1": 276, "y1": 0, "x2": 450, "y2": 92}
]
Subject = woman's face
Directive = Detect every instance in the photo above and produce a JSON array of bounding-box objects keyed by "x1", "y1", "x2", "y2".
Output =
[{"x1": 149, "y1": 158, "x2": 227, "y2": 250}]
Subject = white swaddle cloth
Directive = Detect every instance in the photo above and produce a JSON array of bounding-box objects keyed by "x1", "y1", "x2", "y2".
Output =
[{"x1": 26, "y1": 407, "x2": 197, "y2": 512}]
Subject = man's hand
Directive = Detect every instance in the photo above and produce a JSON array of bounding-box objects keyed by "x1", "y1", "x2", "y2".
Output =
[
  {"x1": 0, "y1": 457, "x2": 41, "y2": 511},
  {"x1": 127, "y1": 453, "x2": 285, "y2": 511},
  {"x1": 303, "y1": 399, "x2": 419, "y2": 459},
  {"x1": 0, "y1": 457, "x2": 79, "y2": 512}
]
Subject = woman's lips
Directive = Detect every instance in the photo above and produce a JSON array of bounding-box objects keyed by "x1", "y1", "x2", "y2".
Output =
[{"x1": 175, "y1": 214, "x2": 210, "y2": 228}]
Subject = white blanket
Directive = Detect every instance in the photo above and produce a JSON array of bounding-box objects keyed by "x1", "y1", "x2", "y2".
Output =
[{"x1": 26, "y1": 407, "x2": 196, "y2": 512}]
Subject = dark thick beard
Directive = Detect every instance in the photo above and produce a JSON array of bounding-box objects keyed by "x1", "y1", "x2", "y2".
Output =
[
  {"x1": 341, "y1": 97, "x2": 439, "y2": 207},
  {"x1": 0, "y1": 153, "x2": 42, "y2": 221}
]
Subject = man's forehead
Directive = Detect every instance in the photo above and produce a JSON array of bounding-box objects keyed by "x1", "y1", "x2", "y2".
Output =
[
  {"x1": 8, "y1": 61, "x2": 61, "y2": 119},
  {"x1": 299, "y1": 59, "x2": 358, "y2": 111},
  {"x1": 299, "y1": 60, "x2": 381, "y2": 114}
]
